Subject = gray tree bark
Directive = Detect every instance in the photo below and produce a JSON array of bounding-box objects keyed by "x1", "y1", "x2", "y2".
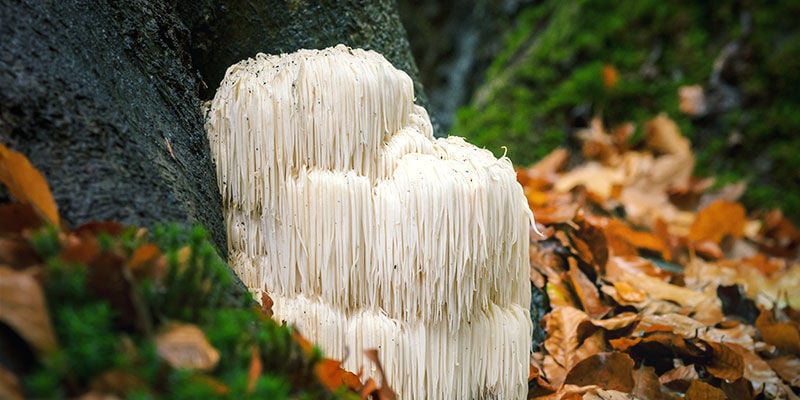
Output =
[{"x1": 0, "y1": 0, "x2": 426, "y2": 255}]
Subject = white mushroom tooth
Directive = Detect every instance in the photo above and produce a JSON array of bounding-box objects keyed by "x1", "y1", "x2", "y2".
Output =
[{"x1": 206, "y1": 45, "x2": 534, "y2": 399}]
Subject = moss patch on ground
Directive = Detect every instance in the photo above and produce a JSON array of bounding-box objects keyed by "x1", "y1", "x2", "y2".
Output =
[{"x1": 455, "y1": 0, "x2": 800, "y2": 221}]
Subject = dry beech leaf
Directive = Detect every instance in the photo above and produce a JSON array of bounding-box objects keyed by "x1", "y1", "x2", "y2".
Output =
[
  {"x1": 543, "y1": 306, "x2": 604, "y2": 388},
  {"x1": 0, "y1": 203, "x2": 43, "y2": 234},
  {"x1": 685, "y1": 380, "x2": 727, "y2": 400},
  {"x1": 766, "y1": 355, "x2": 800, "y2": 387},
  {"x1": 703, "y1": 340, "x2": 744, "y2": 381},
  {"x1": 364, "y1": 349, "x2": 397, "y2": 400},
  {"x1": 631, "y1": 366, "x2": 664, "y2": 400},
  {"x1": 756, "y1": 309, "x2": 800, "y2": 355},
  {"x1": 246, "y1": 346, "x2": 262, "y2": 394},
  {"x1": 0, "y1": 142, "x2": 60, "y2": 226},
  {"x1": 568, "y1": 258, "x2": 609, "y2": 319},
  {"x1": 155, "y1": 323, "x2": 220, "y2": 371},
  {"x1": 314, "y1": 358, "x2": 361, "y2": 392},
  {"x1": 659, "y1": 364, "x2": 698, "y2": 392},
  {"x1": 0, "y1": 365, "x2": 23, "y2": 400},
  {"x1": 563, "y1": 352, "x2": 635, "y2": 392},
  {"x1": 688, "y1": 200, "x2": 746, "y2": 244},
  {"x1": 588, "y1": 312, "x2": 639, "y2": 331},
  {"x1": 0, "y1": 266, "x2": 58, "y2": 355},
  {"x1": 261, "y1": 292, "x2": 274, "y2": 318}
]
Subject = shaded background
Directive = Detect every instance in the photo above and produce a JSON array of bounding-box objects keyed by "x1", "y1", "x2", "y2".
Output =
[{"x1": 397, "y1": 0, "x2": 800, "y2": 222}]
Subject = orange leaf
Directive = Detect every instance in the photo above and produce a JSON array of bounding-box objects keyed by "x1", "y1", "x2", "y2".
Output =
[
  {"x1": 685, "y1": 380, "x2": 727, "y2": 400},
  {"x1": 0, "y1": 142, "x2": 60, "y2": 227},
  {"x1": 689, "y1": 200, "x2": 746, "y2": 244},
  {"x1": 0, "y1": 266, "x2": 58, "y2": 356},
  {"x1": 246, "y1": 346, "x2": 262, "y2": 394},
  {"x1": 314, "y1": 358, "x2": 361, "y2": 392},
  {"x1": 292, "y1": 330, "x2": 314, "y2": 355},
  {"x1": 756, "y1": 309, "x2": 800, "y2": 355},
  {"x1": 602, "y1": 64, "x2": 619, "y2": 90},
  {"x1": 155, "y1": 323, "x2": 220, "y2": 371},
  {"x1": 568, "y1": 258, "x2": 610, "y2": 319}
]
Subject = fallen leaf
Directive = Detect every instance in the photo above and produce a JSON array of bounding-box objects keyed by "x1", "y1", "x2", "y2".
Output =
[
  {"x1": 658, "y1": 364, "x2": 698, "y2": 392},
  {"x1": 704, "y1": 340, "x2": 744, "y2": 381},
  {"x1": 0, "y1": 266, "x2": 58, "y2": 355},
  {"x1": 756, "y1": 309, "x2": 800, "y2": 355},
  {"x1": 364, "y1": 349, "x2": 397, "y2": 400},
  {"x1": 602, "y1": 64, "x2": 619, "y2": 90},
  {"x1": 685, "y1": 380, "x2": 727, "y2": 400},
  {"x1": 0, "y1": 366, "x2": 23, "y2": 400},
  {"x1": 72, "y1": 221, "x2": 126, "y2": 237},
  {"x1": 766, "y1": 355, "x2": 800, "y2": 387},
  {"x1": 631, "y1": 366, "x2": 664, "y2": 400},
  {"x1": 314, "y1": 358, "x2": 361, "y2": 392},
  {"x1": 89, "y1": 369, "x2": 147, "y2": 397},
  {"x1": 0, "y1": 203, "x2": 43, "y2": 234},
  {"x1": 0, "y1": 142, "x2": 60, "y2": 226},
  {"x1": 543, "y1": 306, "x2": 604, "y2": 387},
  {"x1": 155, "y1": 323, "x2": 220, "y2": 371},
  {"x1": 261, "y1": 292, "x2": 274, "y2": 318},
  {"x1": 689, "y1": 200, "x2": 746, "y2": 244},
  {"x1": 563, "y1": 352, "x2": 635, "y2": 392},
  {"x1": 568, "y1": 258, "x2": 609, "y2": 319},
  {"x1": 0, "y1": 236, "x2": 39, "y2": 269},
  {"x1": 588, "y1": 312, "x2": 639, "y2": 331},
  {"x1": 247, "y1": 346, "x2": 262, "y2": 394}
]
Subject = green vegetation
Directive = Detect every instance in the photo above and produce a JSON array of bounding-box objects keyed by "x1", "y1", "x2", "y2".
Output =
[
  {"x1": 21, "y1": 224, "x2": 341, "y2": 399},
  {"x1": 455, "y1": 0, "x2": 800, "y2": 221}
]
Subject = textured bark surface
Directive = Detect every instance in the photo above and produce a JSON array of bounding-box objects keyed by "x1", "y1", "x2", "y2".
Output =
[
  {"x1": 0, "y1": 0, "x2": 225, "y2": 251},
  {"x1": 0, "y1": 0, "x2": 428, "y2": 251},
  {"x1": 177, "y1": 0, "x2": 430, "y2": 111}
]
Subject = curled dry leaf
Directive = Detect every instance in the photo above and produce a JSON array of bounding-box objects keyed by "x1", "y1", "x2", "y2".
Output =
[
  {"x1": 688, "y1": 200, "x2": 746, "y2": 244},
  {"x1": 314, "y1": 358, "x2": 361, "y2": 393},
  {"x1": 543, "y1": 306, "x2": 604, "y2": 388},
  {"x1": 0, "y1": 365, "x2": 23, "y2": 400},
  {"x1": 363, "y1": 349, "x2": 397, "y2": 400},
  {"x1": 563, "y1": 352, "x2": 635, "y2": 392},
  {"x1": 0, "y1": 266, "x2": 58, "y2": 355},
  {"x1": 703, "y1": 340, "x2": 744, "y2": 381},
  {"x1": 685, "y1": 380, "x2": 727, "y2": 400},
  {"x1": 766, "y1": 355, "x2": 800, "y2": 387},
  {"x1": 155, "y1": 323, "x2": 220, "y2": 371},
  {"x1": 0, "y1": 142, "x2": 60, "y2": 227},
  {"x1": 755, "y1": 309, "x2": 800, "y2": 355}
]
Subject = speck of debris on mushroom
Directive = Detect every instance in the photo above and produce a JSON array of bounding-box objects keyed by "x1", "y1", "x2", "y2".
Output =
[{"x1": 206, "y1": 45, "x2": 534, "y2": 399}]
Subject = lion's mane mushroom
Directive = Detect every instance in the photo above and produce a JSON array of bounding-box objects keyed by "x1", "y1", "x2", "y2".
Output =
[{"x1": 206, "y1": 45, "x2": 533, "y2": 399}]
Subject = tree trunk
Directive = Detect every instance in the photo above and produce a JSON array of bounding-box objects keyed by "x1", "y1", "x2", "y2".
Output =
[{"x1": 0, "y1": 0, "x2": 426, "y2": 255}]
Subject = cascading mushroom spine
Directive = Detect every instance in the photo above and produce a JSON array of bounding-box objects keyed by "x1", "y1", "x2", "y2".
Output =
[{"x1": 206, "y1": 44, "x2": 534, "y2": 399}]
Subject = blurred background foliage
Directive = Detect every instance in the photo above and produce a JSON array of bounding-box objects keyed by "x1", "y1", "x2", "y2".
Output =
[{"x1": 398, "y1": 0, "x2": 800, "y2": 222}]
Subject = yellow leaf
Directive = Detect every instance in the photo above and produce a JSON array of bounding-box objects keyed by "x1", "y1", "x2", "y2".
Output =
[{"x1": 0, "y1": 142, "x2": 59, "y2": 226}]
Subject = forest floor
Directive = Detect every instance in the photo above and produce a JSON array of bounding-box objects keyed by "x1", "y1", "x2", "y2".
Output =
[
  {"x1": 1, "y1": 112, "x2": 799, "y2": 399},
  {"x1": 521, "y1": 114, "x2": 800, "y2": 399}
]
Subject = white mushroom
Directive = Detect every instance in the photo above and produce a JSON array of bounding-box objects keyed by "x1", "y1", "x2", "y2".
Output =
[{"x1": 206, "y1": 45, "x2": 533, "y2": 399}]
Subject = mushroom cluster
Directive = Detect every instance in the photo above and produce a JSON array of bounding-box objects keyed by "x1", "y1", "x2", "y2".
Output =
[{"x1": 206, "y1": 45, "x2": 533, "y2": 399}]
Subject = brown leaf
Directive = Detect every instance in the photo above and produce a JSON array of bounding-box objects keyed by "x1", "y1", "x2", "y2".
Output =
[
  {"x1": 685, "y1": 380, "x2": 727, "y2": 400},
  {"x1": 758, "y1": 209, "x2": 800, "y2": 258},
  {"x1": 602, "y1": 64, "x2": 619, "y2": 90},
  {"x1": 756, "y1": 309, "x2": 800, "y2": 355},
  {"x1": 155, "y1": 323, "x2": 220, "y2": 371},
  {"x1": 89, "y1": 369, "x2": 147, "y2": 397},
  {"x1": 588, "y1": 312, "x2": 640, "y2": 331},
  {"x1": 73, "y1": 221, "x2": 125, "y2": 237},
  {"x1": 127, "y1": 243, "x2": 164, "y2": 280},
  {"x1": 0, "y1": 236, "x2": 39, "y2": 269},
  {"x1": 247, "y1": 346, "x2": 262, "y2": 394},
  {"x1": 543, "y1": 306, "x2": 604, "y2": 387},
  {"x1": 704, "y1": 340, "x2": 744, "y2": 381},
  {"x1": 87, "y1": 250, "x2": 150, "y2": 332},
  {"x1": 364, "y1": 349, "x2": 397, "y2": 400},
  {"x1": 568, "y1": 258, "x2": 609, "y2": 319},
  {"x1": 60, "y1": 232, "x2": 100, "y2": 264},
  {"x1": 631, "y1": 366, "x2": 665, "y2": 400},
  {"x1": 689, "y1": 200, "x2": 746, "y2": 244},
  {"x1": 563, "y1": 352, "x2": 635, "y2": 392},
  {"x1": 314, "y1": 358, "x2": 362, "y2": 392},
  {"x1": 604, "y1": 219, "x2": 670, "y2": 260},
  {"x1": 659, "y1": 364, "x2": 698, "y2": 392},
  {"x1": 0, "y1": 203, "x2": 43, "y2": 235},
  {"x1": 261, "y1": 292, "x2": 274, "y2": 318},
  {"x1": 0, "y1": 266, "x2": 58, "y2": 355},
  {"x1": 0, "y1": 142, "x2": 60, "y2": 227},
  {"x1": 0, "y1": 365, "x2": 23, "y2": 400},
  {"x1": 766, "y1": 355, "x2": 800, "y2": 387}
]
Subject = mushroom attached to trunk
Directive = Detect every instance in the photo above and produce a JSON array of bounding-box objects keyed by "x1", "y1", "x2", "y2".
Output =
[{"x1": 205, "y1": 45, "x2": 533, "y2": 399}]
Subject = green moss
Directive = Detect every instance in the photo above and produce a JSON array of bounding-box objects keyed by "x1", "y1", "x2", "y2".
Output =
[
  {"x1": 22, "y1": 224, "x2": 341, "y2": 399},
  {"x1": 456, "y1": 0, "x2": 800, "y2": 221}
]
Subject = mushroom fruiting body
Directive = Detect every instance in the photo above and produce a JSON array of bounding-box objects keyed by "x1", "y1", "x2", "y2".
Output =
[{"x1": 206, "y1": 45, "x2": 533, "y2": 399}]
